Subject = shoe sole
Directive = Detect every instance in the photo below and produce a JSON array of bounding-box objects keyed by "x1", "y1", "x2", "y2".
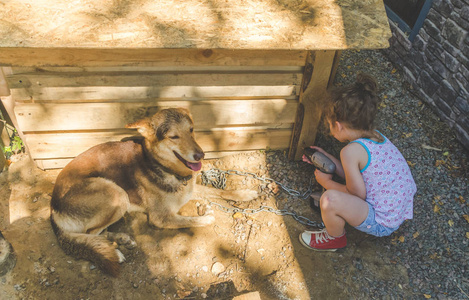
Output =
[{"x1": 298, "y1": 233, "x2": 345, "y2": 252}]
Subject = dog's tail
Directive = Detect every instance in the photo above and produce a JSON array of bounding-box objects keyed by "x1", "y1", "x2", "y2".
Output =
[{"x1": 50, "y1": 215, "x2": 121, "y2": 276}]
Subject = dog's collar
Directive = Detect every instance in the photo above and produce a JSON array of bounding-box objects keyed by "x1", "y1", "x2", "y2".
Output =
[
  {"x1": 143, "y1": 146, "x2": 193, "y2": 184},
  {"x1": 176, "y1": 174, "x2": 193, "y2": 186}
]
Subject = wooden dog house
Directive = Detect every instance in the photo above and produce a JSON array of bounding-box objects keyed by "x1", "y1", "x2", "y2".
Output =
[{"x1": 0, "y1": 0, "x2": 391, "y2": 170}]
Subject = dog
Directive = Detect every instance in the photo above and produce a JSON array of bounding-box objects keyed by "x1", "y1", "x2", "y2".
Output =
[{"x1": 50, "y1": 108, "x2": 258, "y2": 276}]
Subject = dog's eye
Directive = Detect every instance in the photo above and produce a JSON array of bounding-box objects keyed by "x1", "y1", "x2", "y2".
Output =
[
  {"x1": 169, "y1": 136, "x2": 179, "y2": 140},
  {"x1": 190, "y1": 128, "x2": 194, "y2": 133}
]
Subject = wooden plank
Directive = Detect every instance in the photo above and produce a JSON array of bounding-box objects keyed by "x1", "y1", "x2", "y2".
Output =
[
  {"x1": 233, "y1": 291, "x2": 262, "y2": 300},
  {"x1": 24, "y1": 128, "x2": 292, "y2": 159},
  {"x1": 0, "y1": 1, "x2": 391, "y2": 50},
  {"x1": 0, "y1": 48, "x2": 308, "y2": 68},
  {"x1": 289, "y1": 50, "x2": 336, "y2": 160},
  {"x1": 7, "y1": 72, "x2": 302, "y2": 89},
  {"x1": 329, "y1": 51, "x2": 342, "y2": 89},
  {"x1": 10, "y1": 85, "x2": 299, "y2": 102},
  {"x1": 0, "y1": 120, "x2": 10, "y2": 147},
  {"x1": 0, "y1": 68, "x2": 10, "y2": 97},
  {"x1": 9, "y1": 66, "x2": 304, "y2": 74},
  {"x1": 14, "y1": 100, "x2": 298, "y2": 132},
  {"x1": 34, "y1": 150, "x2": 262, "y2": 170}
]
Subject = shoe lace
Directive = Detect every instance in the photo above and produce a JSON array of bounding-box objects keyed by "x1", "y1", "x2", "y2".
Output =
[{"x1": 315, "y1": 230, "x2": 334, "y2": 244}]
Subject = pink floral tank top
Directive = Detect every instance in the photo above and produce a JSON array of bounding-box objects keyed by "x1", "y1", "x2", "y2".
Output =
[{"x1": 352, "y1": 132, "x2": 416, "y2": 228}]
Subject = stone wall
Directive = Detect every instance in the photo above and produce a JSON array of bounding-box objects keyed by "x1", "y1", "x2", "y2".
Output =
[{"x1": 383, "y1": 0, "x2": 469, "y2": 150}]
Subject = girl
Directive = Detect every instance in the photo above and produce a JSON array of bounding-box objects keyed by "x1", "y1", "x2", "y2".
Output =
[{"x1": 299, "y1": 73, "x2": 416, "y2": 251}]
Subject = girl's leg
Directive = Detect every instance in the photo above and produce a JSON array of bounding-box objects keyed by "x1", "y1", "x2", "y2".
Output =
[{"x1": 320, "y1": 189, "x2": 369, "y2": 236}]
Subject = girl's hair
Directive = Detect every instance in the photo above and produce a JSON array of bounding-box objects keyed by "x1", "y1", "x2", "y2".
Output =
[{"x1": 325, "y1": 73, "x2": 380, "y2": 132}]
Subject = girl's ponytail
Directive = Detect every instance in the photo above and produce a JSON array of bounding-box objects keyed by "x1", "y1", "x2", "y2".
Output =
[{"x1": 356, "y1": 73, "x2": 378, "y2": 96}]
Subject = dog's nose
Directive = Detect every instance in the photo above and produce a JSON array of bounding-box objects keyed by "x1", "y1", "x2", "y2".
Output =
[{"x1": 193, "y1": 152, "x2": 205, "y2": 161}]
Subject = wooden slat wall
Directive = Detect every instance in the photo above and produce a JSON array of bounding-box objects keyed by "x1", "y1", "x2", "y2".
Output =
[{"x1": 4, "y1": 50, "x2": 307, "y2": 169}]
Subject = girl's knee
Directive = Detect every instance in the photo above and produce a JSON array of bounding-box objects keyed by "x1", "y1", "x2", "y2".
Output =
[{"x1": 320, "y1": 190, "x2": 340, "y2": 211}]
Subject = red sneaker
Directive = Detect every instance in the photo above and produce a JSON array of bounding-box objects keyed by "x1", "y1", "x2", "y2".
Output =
[{"x1": 299, "y1": 229, "x2": 347, "y2": 251}]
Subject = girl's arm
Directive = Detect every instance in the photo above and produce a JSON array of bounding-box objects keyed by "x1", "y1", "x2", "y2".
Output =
[
  {"x1": 314, "y1": 143, "x2": 367, "y2": 199},
  {"x1": 314, "y1": 170, "x2": 348, "y2": 193},
  {"x1": 339, "y1": 143, "x2": 367, "y2": 199}
]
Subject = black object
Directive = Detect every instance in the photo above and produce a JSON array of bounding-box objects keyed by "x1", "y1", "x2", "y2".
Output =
[
  {"x1": 0, "y1": 231, "x2": 16, "y2": 276},
  {"x1": 304, "y1": 148, "x2": 336, "y2": 174},
  {"x1": 309, "y1": 192, "x2": 322, "y2": 215}
]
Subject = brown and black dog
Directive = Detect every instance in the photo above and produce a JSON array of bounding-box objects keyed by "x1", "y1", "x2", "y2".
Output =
[{"x1": 50, "y1": 108, "x2": 257, "y2": 276}]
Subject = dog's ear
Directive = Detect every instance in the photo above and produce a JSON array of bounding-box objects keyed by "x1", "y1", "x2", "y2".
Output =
[{"x1": 125, "y1": 118, "x2": 155, "y2": 139}]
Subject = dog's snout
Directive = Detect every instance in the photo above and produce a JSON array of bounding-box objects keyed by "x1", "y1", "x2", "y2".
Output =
[{"x1": 193, "y1": 152, "x2": 205, "y2": 161}]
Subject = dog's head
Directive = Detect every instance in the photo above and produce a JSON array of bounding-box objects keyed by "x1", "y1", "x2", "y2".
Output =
[{"x1": 126, "y1": 108, "x2": 204, "y2": 176}]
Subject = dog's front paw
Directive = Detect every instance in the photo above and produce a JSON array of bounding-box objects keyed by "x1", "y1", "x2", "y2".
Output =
[
  {"x1": 198, "y1": 208, "x2": 215, "y2": 225},
  {"x1": 235, "y1": 189, "x2": 259, "y2": 202}
]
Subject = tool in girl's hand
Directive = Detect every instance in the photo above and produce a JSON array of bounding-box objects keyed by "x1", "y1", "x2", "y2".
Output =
[{"x1": 303, "y1": 147, "x2": 336, "y2": 174}]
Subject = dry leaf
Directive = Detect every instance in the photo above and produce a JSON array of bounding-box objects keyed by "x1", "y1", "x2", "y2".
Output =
[
  {"x1": 421, "y1": 144, "x2": 442, "y2": 151},
  {"x1": 407, "y1": 161, "x2": 416, "y2": 167},
  {"x1": 463, "y1": 215, "x2": 469, "y2": 223},
  {"x1": 433, "y1": 205, "x2": 440, "y2": 214},
  {"x1": 233, "y1": 212, "x2": 243, "y2": 219},
  {"x1": 424, "y1": 294, "x2": 431, "y2": 299},
  {"x1": 413, "y1": 232, "x2": 420, "y2": 239},
  {"x1": 398, "y1": 236, "x2": 405, "y2": 243},
  {"x1": 466, "y1": 232, "x2": 469, "y2": 239},
  {"x1": 457, "y1": 196, "x2": 466, "y2": 204},
  {"x1": 391, "y1": 68, "x2": 397, "y2": 74},
  {"x1": 404, "y1": 133, "x2": 413, "y2": 138},
  {"x1": 177, "y1": 290, "x2": 192, "y2": 298},
  {"x1": 448, "y1": 220, "x2": 454, "y2": 227},
  {"x1": 435, "y1": 160, "x2": 445, "y2": 167}
]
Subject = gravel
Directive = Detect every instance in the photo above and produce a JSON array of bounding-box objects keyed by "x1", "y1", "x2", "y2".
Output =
[
  {"x1": 263, "y1": 49, "x2": 468, "y2": 299},
  {"x1": 304, "y1": 49, "x2": 469, "y2": 299}
]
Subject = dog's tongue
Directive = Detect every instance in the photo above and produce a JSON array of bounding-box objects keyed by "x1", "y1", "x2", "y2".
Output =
[{"x1": 187, "y1": 161, "x2": 202, "y2": 171}]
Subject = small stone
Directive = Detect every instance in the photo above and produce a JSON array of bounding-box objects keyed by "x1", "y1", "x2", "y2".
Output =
[{"x1": 211, "y1": 262, "x2": 225, "y2": 276}]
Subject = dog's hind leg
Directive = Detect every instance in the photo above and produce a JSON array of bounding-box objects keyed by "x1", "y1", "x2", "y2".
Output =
[
  {"x1": 80, "y1": 178, "x2": 131, "y2": 236},
  {"x1": 52, "y1": 178, "x2": 132, "y2": 271},
  {"x1": 193, "y1": 184, "x2": 258, "y2": 202},
  {"x1": 148, "y1": 207, "x2": 215, "y2": 229}
]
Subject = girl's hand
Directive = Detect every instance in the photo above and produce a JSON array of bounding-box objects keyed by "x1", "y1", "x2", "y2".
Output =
[
  {"x1": 303, "y1": 146, "x2": 327, "y2": 165},
  {"x1": 308, "y1": 146, "x2": 345, "y2": 179},
  {"x1": 314, "y1": 169, "x2": 333, "y2": 187},
  {"x1": 302, "y1": 154, "x2": 312, "y2": 164}
]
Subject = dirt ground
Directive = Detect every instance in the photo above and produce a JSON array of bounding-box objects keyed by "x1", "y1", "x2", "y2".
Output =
[{"x1": 0, "y1": 152, "x2": 410, "y2": 300}]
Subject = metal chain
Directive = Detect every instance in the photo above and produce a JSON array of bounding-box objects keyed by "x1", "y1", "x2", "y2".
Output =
[
  {"x1": 200, "y1": 168, "x2": 314, "y2": 199},
  {"x1": 200, "y1": 168, "x2": 324, "y2": 228}
]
